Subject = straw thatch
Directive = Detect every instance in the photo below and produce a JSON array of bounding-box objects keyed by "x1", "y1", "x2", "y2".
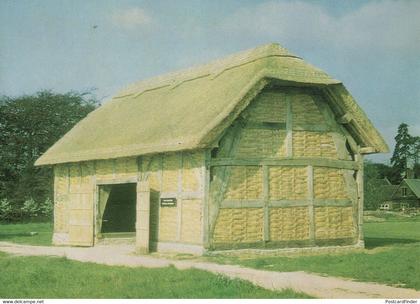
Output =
[{"x1": 35, "y1": 43, "x2": 388, "y2": 166}]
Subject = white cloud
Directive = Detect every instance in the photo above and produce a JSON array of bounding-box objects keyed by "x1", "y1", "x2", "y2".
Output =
[
  {"x1": 337, "y1": 0, "x2": 420, "y2": 54},
  {"x1": 219, "y1": 0, "x2": 420, "y2": 55},
  {"x1": 112, "y1": 7, "x2": 152, "y2": 30}
]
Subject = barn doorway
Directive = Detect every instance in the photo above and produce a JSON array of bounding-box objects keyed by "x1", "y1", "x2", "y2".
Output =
[{"x1": 97, "y1": 183, "x2": 136, "y2": 237}]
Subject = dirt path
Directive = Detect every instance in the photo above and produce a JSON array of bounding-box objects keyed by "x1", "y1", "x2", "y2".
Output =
[{"x1": 1, "y1": 241, "x2": 419, "y2": 299}]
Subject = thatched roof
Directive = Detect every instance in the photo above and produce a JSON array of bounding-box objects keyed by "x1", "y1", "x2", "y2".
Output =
[
  {"x1": 381, "y1": 184, "x2": 399, "y2": 199},
  {"x1": 377, "y1": 178, "x2": 392, "y2": 186},
  {"x1": 404, "y1": 179, "x2": 420, "y2": 198},
  {"x1": 35, "y1": 43, "x2": 388, "y2": 166}
]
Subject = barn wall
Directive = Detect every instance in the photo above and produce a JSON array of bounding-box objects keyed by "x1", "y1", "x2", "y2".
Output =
[
  {"x1": 142, "y1": 151, "x2": 205, "y2": 246},
  {"x1": 53, "y1": 161, "x2": 96, "y2": 246},
  {"x1": 209, "y1": 87, "x2": 359, "y2": 250},
  {"x1": 52, "y1": 165, "x2": 70, "y2": 244},
  {"x1": 53, "y1": 151, "x2": 205, "y2": 248}
]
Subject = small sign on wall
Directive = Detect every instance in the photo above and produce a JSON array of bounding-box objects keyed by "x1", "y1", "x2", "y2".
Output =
[{"x1": 160, "y1": 197, "x2": 177, "y2": 207}]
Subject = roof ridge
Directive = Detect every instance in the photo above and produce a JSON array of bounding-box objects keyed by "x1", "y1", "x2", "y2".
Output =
[{"x1": 114, "y1": 43, "x2": 300, "y2": 99}]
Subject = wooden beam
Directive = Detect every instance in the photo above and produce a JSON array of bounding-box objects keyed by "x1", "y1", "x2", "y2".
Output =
[
  {"x1": 325, "y1": 86, "x2": 374, "y2": 148},
  {"x1": 160, "y1": 191, "x2": 203, "y2": 200},
  {"x1": 157, "y1": 154, "x2": 163, "y2": 242},
  {"x1": 139, "y1": 155, "x2": 153, "y2": 181},
  {"x1": 355, "y1": 153, "x2": 364, "y2": 246},
  {"x1": 208, "y1": 121, "x2": 244, "y2": 246},
  {"x1": 359, "y1": 147, "x2": 376, "y2": 154},
  {"x1": 320, "y1": 89, "x2": 359, "y2": 154},
  {"x1": 313, "y1": 94, "x2": 355, "y2": 159},
  {"x1": 286, "y1": 95, "x2": 293, "y2": 157},
  {"x1": 202, "y1": 149, "x2": 211, "y2": 247},
  {"x1": 330, "y1": 132, "x2": 352, "y2": 160},
  {"x1": 324, "y1": 86, "x2": 380, "y2": 155},
  {"x1": 176, "y1": 153, "x2": 183, "y2": 242},
  {"x1": 341, "y1": 169, "x2": 359, "y2": 234},
  {"x1": 313, "y1": 199, "x2": 353, "y2": 207},
  {"x1": 292, "y1": 124, "x2": 330, "y2": 132},
  {"x1": 220, "y1": 199, "x2": 306, "y2": 208},
  {"x1": 263, "y1": 165, "x2": 270, "y2": 242},
  {"x1": 220, "y1": 200, "x2": 264, "y2": 208},
  {"x1": 210, "y1": 157, "x2": 360, "y2": 170},
  {"x1": 218, "y1": 199, "x2": 354, "y2": 208},
  {"x1": 95, "y1": 177, "x2": 138, "y2": 185},
  {"x1": 337, "y1": 112, "x2": 353, "y2": 124},
  {"x1": 245, "y1": 121, "x2": 286, "y2": 130},
  {"x1": 312, "y1": 94, "x2": 337, "y2": 131},
  {"x1": 92, "y1": 162, "x2": 98, "y2": 244},
  {"x1": 136, "y1": 181, "x2": 150, "y2": 254},
  {"x1": 269, "y1": 200, "x2": 309, "y2": 207},
  {"x1": 307, "y1": 166, "x2": 315, "y2": 242}
]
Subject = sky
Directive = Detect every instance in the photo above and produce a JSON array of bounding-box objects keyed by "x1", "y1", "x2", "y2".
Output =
[{"x1": 1, "y1": 0, "x2": 419, "y2": 163}]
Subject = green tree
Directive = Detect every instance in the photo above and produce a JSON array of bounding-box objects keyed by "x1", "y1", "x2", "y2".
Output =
[
  {"x1": 364, "y1": 161, "x2": 380, "y2": 210},
  {"x1": 390, "y1": 123, "x2": 412, "y2": 183},
  {"x1": 364, "y1": 161, "x2": 393, "y2": 210},
  {"x1": 414, "y1": 163, "x2": 420, "y2": 179},
  {"x1": 0, "y1": 90, "x2": 98, "y2": 208},
  {"x1": 410, "y1": 136, "x2": 420, "y2": 168}
]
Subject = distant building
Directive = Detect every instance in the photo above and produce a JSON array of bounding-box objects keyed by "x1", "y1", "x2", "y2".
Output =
[{"x1": 380, "y1": 179, "x2": 420, "y2": 210}]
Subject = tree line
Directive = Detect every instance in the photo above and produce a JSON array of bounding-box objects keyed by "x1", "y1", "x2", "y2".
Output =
[{"x1": 0, "y1": 91, "x2": 98, "y2": 220}]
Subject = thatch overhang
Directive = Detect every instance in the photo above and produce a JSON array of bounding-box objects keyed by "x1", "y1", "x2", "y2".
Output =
[{"x1": 35, "y1": 43, "x2": 388, "y2": 166}]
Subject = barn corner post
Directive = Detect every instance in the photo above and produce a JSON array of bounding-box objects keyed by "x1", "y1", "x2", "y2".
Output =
[
  {"x1": 202, "y1": 149, "x2": 212, "y2": 249},
  {"x1": 136, "y1": 180, "x2": 151, "y2": 254},
  {"x1": 356, "y1": 152, "x2": 365, "y2": 248}
]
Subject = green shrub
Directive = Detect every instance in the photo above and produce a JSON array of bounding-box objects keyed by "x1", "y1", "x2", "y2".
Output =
[
  {"x1": 0, "y1": 198, "x2": 13, "y2": 221},
  {"x1": 21, "y1": 198, "x2": 40, "y2": 218},
  {"x1": 39, "y1": 198, "x2": 53, "y2": 218},
  {"x1": 0, "y1": 197, "x2": 53, "y2": 222}
]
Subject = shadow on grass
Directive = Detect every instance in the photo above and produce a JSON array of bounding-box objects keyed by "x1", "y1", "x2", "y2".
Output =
[
  {"x1": 365, "y1": 237, "x2": 419, "y2": 249},
  {"x1": 0, "y1": 232, "x2": 43, "y2": 241}
]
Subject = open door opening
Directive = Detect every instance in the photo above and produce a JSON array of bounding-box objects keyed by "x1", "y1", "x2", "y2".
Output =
[{"x1": 97, "y1": 183, "x2": 136, "y2": 238}]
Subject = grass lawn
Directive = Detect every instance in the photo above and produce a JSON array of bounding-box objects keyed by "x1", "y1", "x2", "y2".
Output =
[
  {"x1": 0, "y1": 252, "x2": 309, "y2": 298},
  {"x1": 0, "y1": 222, "x2": 52, "y2": 246},
  {"x1": 1, "y1": 214, "x2": 420, "y2": 293},
  {"x1": 364, "y1": 220, "x2": 420, "y2": 248}
]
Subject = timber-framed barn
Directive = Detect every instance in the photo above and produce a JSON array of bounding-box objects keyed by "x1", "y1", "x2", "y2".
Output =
[{"x1": 36, "y1": 43, "x2": 388, "y2": 254}]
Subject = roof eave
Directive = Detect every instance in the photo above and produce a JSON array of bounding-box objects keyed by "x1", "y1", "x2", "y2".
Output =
[{"x1": 324, "y1": 84, "x2": 389, "y2": 155}]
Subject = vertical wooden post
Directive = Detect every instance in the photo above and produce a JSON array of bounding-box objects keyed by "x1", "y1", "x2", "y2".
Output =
[
  {"x1": 207, "y1": 122, "x2": 243, "y2": 247},
  {"x1": 286, "y1": 95, "x2": 293, "y2": 157},
  {"x1": 307, "y1": 165, "x2": 315, "y2": 243},
  {"x1": 355, "y1": 153, "x2": 364, "y2": 247},
  {"x1": 52, "y1": 165, "x2": 58, "y2": 244},
  {"x1": 176, "y1": 153, "x2": 183, "y2": 242},
  {"x1": 202, "y1": 149, "x2": 211, "y2": 248},
  {"x1": 136, "y1": 181, "x2": 150, "y2": 254},
  {"x1": 263, "y1": 165, "x2": 270, "y2": 242},
  {"x1": 92, "y1": 162, "x2": 97, "y2": 245}
]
